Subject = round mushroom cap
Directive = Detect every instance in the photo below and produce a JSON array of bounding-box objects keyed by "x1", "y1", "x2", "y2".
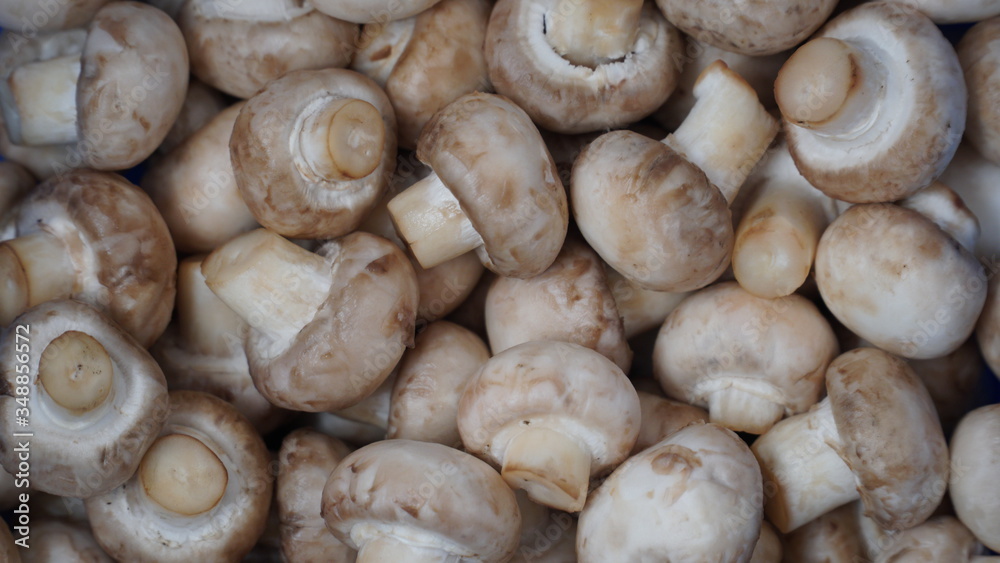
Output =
[
  {"x1": 577, "y1": 423, "x2": 763, "y2": 562},
  {"x1": 310, "y1": 0, "x2": 443, "y2": 23},
  {"x1": 632, "y1": 391, "x2": 709, "y2": 455},
  {"x1": 1, "y1": 519, "x2": 20, "y2": 563},
  {"x1": 0, "y1": 300, "x2": 169, "y2": 498},
  {"x1": 949, "y1": 404, "x2": 1000, "y2": 552},
  {"x1": 417, "y1": 92, "x2": 568, "y2": 278},
  {"x1": 571, "y1": 130, "x2": 732, "y2": 292},
  {"x1": 893, "y1": 0, "x2": 1000, "y2": 23},
  {"x1": 486, "y1": 0, "x2": 682, "y2": 134},
  {"x1": 815, "y1": 203, "x2": 986, "y2": 359},
  {"x1": 826, "y1": 348, "x2": 949, "y2": 530},
  {"x1": 959, "y1": 16, "x2": 1000, "y2": 166},
  {"x1": 458, "y1": 340, "x2": 641, "y2": 477},
  {"x1": 20, "y1": 519, "x2": 113, "y2": 563},
  {"x1": 907, "y1": 338, "x2": 983, "y2": 432},
  {"x1": 231, "y1": 69, "x2": 397, "y2": 240},
  {"x1": 321, "y1": 439, "x2": 521, "y2": 562},
  {"x1": 157, "y1": 78, "x2": 228, "y2": 156},
  {"x1": 179, "y1": 0, "x2": 358, "y2": 99},
  {"x1": 782, "y1": 503, "x2": 869, "y2": 563},
  {"x1": 14, "y1": 169, "x2": 177, "y2": 347},
  {"x1": 86, "y1": 391, "x2": 273, "y2": 562},
  {"x1": 485, "y1": 239, "x2": 631, "y2": 372},
  {"x1": 978, "y1": 273, "x2": 1000, "y2": 380},
  {"x1": 0, "y1": 0, "x2": 110, "y2": 31},
  {"x1": 874, "y1": 516, "x2": 981, "y2": 563}
]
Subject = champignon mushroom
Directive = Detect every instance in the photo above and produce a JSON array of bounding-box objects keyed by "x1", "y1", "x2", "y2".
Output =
[
  {"x1": 898, "y1": 181, "x2": 982, "y2": 253},
  {"x1": 0, "y1": 2, "x2": 189, "y2": 170},
  {"x1": 0, "y1": 0, "x2": 110, "y2": 32},
  {"x1": 322, "y1": 439, "x2": 521, "y2": 562},
  {"x1": 632, "y1": 390, "x2": 709, "y2": 455},
  {"x1": 781, "y1": 502, "x2": 871, "y2": 563},
  {"x1": 458, "y1": 340, "x2": 640, "y2": 512},
  {"x1": 774, "y1": 2, "x2": 965, "y2": 203},
  {"x1": 874, "y1": 516, "x2": 982, "y2": 563},
  {"x1": 0, "y1": 112, "x2": 76, "y2": 179},
  {"x1": 907, "y1": 338, "x2": 983, "y2": 432},
  {"x1": 352, "y1": 0, "x2": 491, "y2": 149},
  {"x1": 230, "y1": 69, "x2": 396, "y2": 240},
  {"x1": 893, "y1": 0, "x2": 1000, "y2": 23},
  {"x1": 309, "y1": 0, "x2": 443, "y2": 23},
  {"x1": 940, "y1": 144, "x2": 1000, "y2": 262},
  {"x1": 959, "y1": 16, "x2": 1000, "y2": 167},
  {"x1": 331, "y1": 370, "x2": 395, "y2": 434},
  {"x1": 0, "y1": 300, "x2": 169, "y2": 498},
  {"x1": 387, "y1": 92, "x2": 568, "y2": 278},
  {"x1": 20, "y1": 518, "x2": 113, "y2": 563},
  {"x1": 311, "y1": 411, "x2": 386, "y2": 447},
  {"x1": 85, "y1": 391, "x2": 272, "y2": 561},
  {"x1": 0, "y1": 160, "x2": 33, "y2": 237},
  {"x1": 604, "y1": 266, "x2": 689, "y2": 340},
  {"x1": 277, "y1": 429, "x2": 355, "y2": 563},
  {"x1": 485, "y1": 239, "x2": 631, "y2": 372},
  {"x1": 0, "y1": 169, "x2": 176, "y2": 346},
  {"x1": 750, "y1": 521, "x2": 782, "y2": 563},
  {"x1": 949, "y1": 404, "x2": 1000, "y2": 553},
  {"x1": 178, "y1": 0, "x2": 358, "y2": 98},
  {"x1": 752, "y1": 347, "x2": 949, "y2": 533},
  {"x1": 653, "y1": 281, "x2": 838, "y2": 434},
  {"x1": 485, "y1": 0, "x2": 681, "y2": 134},
  {"x1": 572, "y1": 61, "x2": 778, "y2": 292},
  {"x1": 156, "y1": 78, "x2": 227, "y2": 156},
  {"x1": 578, "y1": 423, "x2": 763, "y2": 562},
  {"x1": 202, "y1": 229, "x2": 418, "y2": 412},
  {"x1": 510, "y1": 492, "x2": 577, "y2": 563}
]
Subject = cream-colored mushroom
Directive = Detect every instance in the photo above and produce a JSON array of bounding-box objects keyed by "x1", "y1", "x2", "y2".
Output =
[
  {"x1": 632, "y1": 391, "x2": 709, "y2": 455},
  {"x1": 950, "y1": 404, "x2": 1000, "y2": 553},
  {"x1": 310, "y1": 0, "x2": 443, "y2": 23},
  {"x1": 959, "y1": 16, "x2": 1000, "y2": 168},
  {"x1": 19, "y1": 518, "x2": 113, "y2": 562},
  {"x1": 156, "y1": 78, "x2": 227, "y2": 155}
]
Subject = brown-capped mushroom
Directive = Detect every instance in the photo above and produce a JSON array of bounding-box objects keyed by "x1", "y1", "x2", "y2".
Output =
[
  {"x1": 309, "y1": 0, "x2": 443, "y2": 23},
  {"x1": 230, "y1": 69, "x2": 396, "y2": 240},
  {"x1": 0, "y1": 169, "x2": 176, "y2": 346},
  {"x1": 322, "y1": 439, "x2": 521, "y2": 562},
  {"x1": 0, "y1": 0, "x2": 110, "y2": 32},
  {"x1": 0, "y1": 2, "x2": 189, "y2": 170},
  {"x1": 19, "y1": 518, "x2": 113, "y2": 562},
  {"x1": 632, "y1": 390, "x2": 709, "y2": 455},
  {"x1": 950, "y1": 404, "x2": 1000, "y2": 553},
  {"x1": 0, "y1": 300, "x2": 169, "y2": 498},
  {"x1": 959, "y1": 16, "x2": 1000, "y2": 166},
  {"x1": 85, "y1": 391, "x2": 272, "y2": 562}
]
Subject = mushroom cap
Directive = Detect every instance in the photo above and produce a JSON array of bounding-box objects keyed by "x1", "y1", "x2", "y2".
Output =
[
  {"x1": 940, "y1": 144, "x2": 1000, "y2": 261},
  {"x1": 632, "y1": 391, "x2": 709, "y2": 455},
  {"x1": 511, "y1": 492, "x2": 577, "y2": 563},
  {"x1": 310, "y1": 0, "x2": 443, "y2": 23},
  {"x1": 894, "y1": 0, "x2": 1000, "y2": 23},
  {"x1": 353, "y1": 0, "x2": 491, "y2": 149},
  {"x1": 826, "y1": 348, "x2": 949, "y2": 530},
  {"x1": 571, "y1": 130, "x2": 732, "y2": 292},
  {"x1": 14, "y1": 169, "x2": 177, "y2": 347},
  {"x1": 458, "y1": 340, "x2": 640, "y2": 477},
  {"x1": 486, "y1": 0, "x2": 682, "y2": 134},
  {"x1": 949, "y1": 404, "x2": 1000, "y2": 552},
  {"x1": 179, "y1": 0, "x2": 358, "y2": 99},
  {"x1": 874, "y1": 516, "x2": 981, "y2": 563},
  {"x1": 20, "y1": 519, "x2": 113, "y2": 563},
  {"x1": 485, "y1": 239, "x2": 631, "y2": 372},
  {"x1": 959, "y1": 16, "x2": 1000, "y2": 166},
  {"x1": 0, "y1": 300, "x2": 169, "y2": 498},
  {"x1": 1, "y1": 519, "x2": 20, "y2": 563},
  {"x1": 0, "y1": 466, "x2": 16, "y2": 510},
  {"x1": 781, "y1": 502, "x2": 869, "y2": 563},
  {"x1": 417, "y1": 92, "x2": 568, "y2": 278},
  {"x1": 231, "y1": 69, "x2": 397, "y2": 240},
  {"x1": 387, "y1": 320, "x2": 490, "y2": 446},
  {"x1": 815, "y1": 203, "x2": 986, "y2": 359},
  {"x1": 0, "y1": 0, "x2": 111, "y2": 31},
  {"x1": 655, "y1": 0, "x2": 836, "y2": 56},
  {"x1": 783, "y1": 2, "x2": 966, "y2": 203},
  {"x1": 86, "y1": 391, "x2": 273, "y2": 562},
  {"x1": 907, "y1": 337, "x2": 982, "y2": 431},
  {"x1": 277, "y1": 429, "x2": 355, "y2": 563},
  {"x1": 577, "y1": 423, "x2": 763, "y2": 562},
  {"x1": 157, "y1": 78, "x2": 228, "y2": 156},
  {"x1": 321, "y1": 439, "x2": 521, "y2": 562}
]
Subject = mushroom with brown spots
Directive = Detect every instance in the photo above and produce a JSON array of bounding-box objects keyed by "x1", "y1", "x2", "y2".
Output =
[
  {"x1": 309, "y1": 0, "x2": 443, "y2": 23},
  {"x1": 949, "y1": 404, "x2": 1000, "y2": 553},
  {"x1": 959, "y1": 16, "x2": 1000, "y2": 166}
]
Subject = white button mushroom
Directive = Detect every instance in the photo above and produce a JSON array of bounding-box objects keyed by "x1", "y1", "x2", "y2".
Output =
[
  {"x1": 0, "y1": 0, "x2": 110, "y2": 32},
  {"x1": 309, "y1": 0, "x2": 444, "y2": 24},
  {"x1": 950, "y1": 404, "x2": 1000, "y2": 553},
  {"x1": 907, "y1": 338, "x2": 983, "y2": 432},
  {"x1": 155, "y1": 78, "x2": 227, "y2": 156},
  {"x1": 893, "y1": 0, "x2": 1000, "y2": 23},
  {"x1": 750, "y1": 521, "x2": 783, "y2": 563},
  {"x1": 604, "y1": 266, "x2": 690, "y2": 340},
  {"x1": 781, "y1": 502, "x2": 872, "y2": 563},
  {"x1": 873, "y1": 516, "x2": 983, "y2": 563},
  {"x1": 959, "y1": 16, "x2": 1000, "y2": 166},
  {"x1": 19, "y1": 518, "x2": 113, "y2": 563},
  {"x1": 632, "y1": 390, "x2": 709, "y2": 455},
  {"x1": 940, "y1": 144, "x2": 1000, "y2": 262},
  {"x1": 510, "y1": 491, "x2": 577, "y2": 563}
]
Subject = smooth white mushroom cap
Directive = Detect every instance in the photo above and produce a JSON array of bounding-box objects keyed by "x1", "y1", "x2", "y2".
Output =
[
  {"x1": 873, "y1": 516, "x2": 982, "y2": 563},
  {"x1": 310, "y1": 0, "x2": 443, "y2": 23},
  {"x1": 632, "y1": 391, "x2": 709, "y2": 455},
  {"x1": 959, "y1": 17, "x2": 1000, "y2": 166},
  {"x1": 940, "y1": 144, "x2": 1000, "y2": 262},
  {"x1": 950, "y1": 404, "x2": 1000, "y2": 553}
]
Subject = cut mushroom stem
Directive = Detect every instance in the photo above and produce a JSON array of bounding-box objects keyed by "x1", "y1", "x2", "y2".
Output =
[
  {"x1": 2, "y1": 54, "x2": 82, "y2": 146},
  {"x1": 0, "y1": 231, "x2": 76, "y2": 325},
  {"x1": 665, "y1": 61, "x2": 780, "y2": 203},
  {"x1": 356, "y1": 536, "x2": 450, "y2": 563},
  {"x1": 546, "y1": 0, "x2": 644, "y2": 67},
  {"x1": 139, "y1": 433, "x2": 228, "y2": 517},
  {"x1": 38, "y1": 331, "x2": 113, "y2": 415},
  {"x1": 501, "y1": 428, "x2": 590, "y2": 513},
  {"x1": 176, "y1": 258, "x2": 245, "y2": 357},
  {"x1": 388, "y1": 171, "x2": 485, "y2": 269},
  {"x1": 299, "y1": 98, "x2": 386, "y2": 182},
  {"x1": 707, "y1": 387, "x2": 786, "y2": 435}
]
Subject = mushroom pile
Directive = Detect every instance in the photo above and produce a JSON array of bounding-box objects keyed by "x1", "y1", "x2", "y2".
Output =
[{"x1": 3, "y1": 1, "x2": 1000, "y2": 561}]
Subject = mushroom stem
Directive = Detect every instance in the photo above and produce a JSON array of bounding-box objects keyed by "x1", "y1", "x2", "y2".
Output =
[
  {"x1": 501, "y1": 427, "x2": 591, "y2": 513},
  {"x1": 0, "y1": 232, "x2": 76, "y2": 325},
  {"x1": 298, "y1": 97, "x2": 386, "y2": 182},
  {"x1": 139, "y1": 433, "x2": 228, "y2": 516},
  {"x1": 38, "y1": 331, "x2": 113, "y2": 415},
  {"x1": 546, "y1": 0, "x2": 644, "y2": 67},
  {"x1": 387, "y1": 172, "x2": 485, "y2": 270},
  {"x1": 176, "y1": 258, "x2": 246, "y2": 357},
  {"x1": 0, "y1": 54, "x2": 81, "y2": 146},
  {"x1": 707, "y1": 387, "x2": 786, "y2": 434},
  {"x1": 201, "y1": 229, "x2": 332, "y2": 345},
  {"x1": 356, "y1": 536, "x2": 451, "y2": 563},
  {"x1": 664, "y1": 61, "x2": 779, "y2": 204}
]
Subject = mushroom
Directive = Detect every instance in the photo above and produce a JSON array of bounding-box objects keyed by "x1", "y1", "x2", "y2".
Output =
[
  {"x1": 781, "y1": 502, "x2": 872, "y2": 563},
  {"x1": 352, "y1": 0, "x2": 491, "y2": 149},
  {"x1": 387, "y1": 320, "x2": 489, "y2": 446},
  {"x1": 577, "y1": 423, "x2": 763, "y2": 562},
  {"x1": 178, "y1": 0, "x2": 358, "y2": 99},
  {"x1": 458, "y1": 340, "x2": 641, "y2": 512},
  {"x1": 309, "y1": 0, "x2": 443, "y2": 24},
  {"x1": 0, "y1": 300, "x2": 169, "y2": 498},
  {"x1": 331, "y1": 370, "x2": 395, "y2": 434},
  {"x1": 85, "y1": 391, "x2": 273, "y2": 562},
  {"x1": 653, "y1": 281, "x2": 838, "y2": 434},
  {"x1": 150, "y1": 257, "x2": 285, "y2": 434},
  {"x1": 277, "y1": 429, "x2": 355, "y2": 563},
  {"x1": 940, "y1": 144, "x2": 1000, "y2": 262},
  {"x1": 485, "y1": 0, "x2": 682, "y2": 134},
  {"x1": 19, "y1": 519, "x2": 113, "y2": 563},
  {"x1": 751, "y1": 347, "x2": 949, "y2": 533},
  {"x1": 143, "y1": 103, "x2": 258, "y2": 254},
  {"x1": 0, "y1": 169, "x2": 177, "y2": 346},
  {"x1": 387, "y1": 92, "x2": 568, "y2": 278},
  {"x1": 750, "y1": 521, "x2": 782, "y2": 563},
  {"x1": 446, "y1": 269, "x2": 494, "y2": 339},
  {"x1": 632, "y1": 390, "x2": 709, "y2": 455},
  {"x1": 907, "y1": 338, "x2": 983, "y2": 432},
  {"x1": 0, "y1": 160, "x2": 33, "y2": 237},
  {"x1": 605, "y1": 266, "x2": 690, "y2": 340},
  {"x1": 814, "y1": 202, "x2": 986, "y2": 359},
  {"x1": 1, "y1": 519, "x2": 19, "y2": 563},
  {"x1": 0, "y1": 2, "x2": 189, "y2": 170},
  {"x1": 201, "y1": 229, "x2": 418, "y2": 412},
  {"x1": 949, "y1": 404, "x2": 1000, "y2": 553},
  {"x1": 959, "y1": 16, "x2": 1000, "y2": 166},
  {"x1": 230, "y1": 69, "x2": 396, "y2": 240},
  {"x1": 898, "y1": 181, "x2": 982, "y2": 253},
  {"x1": 485, "y1": 238, "x2": 632, "y2": 372},
  {"x1": 0, "y1": 112, "x2": 77, "y2": 179},
  {"x1": 311, "y1": 412, "x2": 386, "y2": 447},
  {"x1": 0, "y1": 0, "x2": 110, "y2": 32},
  {"x1": 510, "y1": 491, "x2": 577, "y2": 563},
  {"x1": 156, "y1": 78, "x2": 227, "y2": 156},
  {"x1": 572, "y1": 61, "x2": 778, "y2": 292},
  {"x1": 873, "y1": 516, "x2": 982, "y2": 563},
  {"x1": 893, "y1": 0, "x2": 1000, "y2": 23},
  {"x1": 979, "y1": 277, "x2": 1000, "y2": 383},
  {"x1": 773, "y1": 2, "x2": 965, "y2": 203},
  {"x1": 321, "y1": 439, "x2": 521, "y2": 562}
]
